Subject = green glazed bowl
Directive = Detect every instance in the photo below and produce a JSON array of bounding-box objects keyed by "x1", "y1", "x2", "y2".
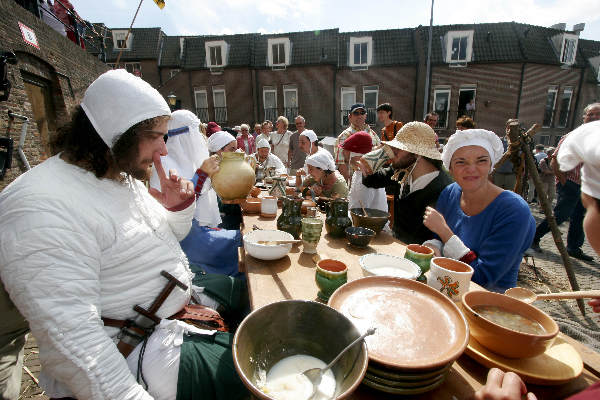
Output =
[
  {"x1": 404, "y1": 244, "x2": 435, "y2": 275},
  {"x1": 315, "y1": 259, "x2": 348, "y2": 301}
]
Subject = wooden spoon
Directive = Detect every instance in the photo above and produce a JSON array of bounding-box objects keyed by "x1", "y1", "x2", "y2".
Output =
[
  {"x1": 359, "y1": 199, "x2": 369, "y2": 217},
  {"x1": 256, "y1": 240, "x2": 300, "y2": 245},
  {"x1": 504, "y1": 287, "x2": 600, "y2": 304}
]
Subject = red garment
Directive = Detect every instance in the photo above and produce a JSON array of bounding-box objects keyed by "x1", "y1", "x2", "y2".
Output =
[
  {"x1": 236, "y1": 135, "x2": 256, "y2": 155},
  {"x1": 566, "y1": 381, "x2": 600, "y2": 400},
  {"x1": 52, "y1": 0, "x2": 84, "y2": 48}
]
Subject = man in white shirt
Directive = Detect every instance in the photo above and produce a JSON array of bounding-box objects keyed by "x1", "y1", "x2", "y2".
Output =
[
  {"x1": 270, "y1": 116, "x2": 292, "y2": 168},
  {"x1": 250, "y1": 138, "x2": 287, "y2": 176}
]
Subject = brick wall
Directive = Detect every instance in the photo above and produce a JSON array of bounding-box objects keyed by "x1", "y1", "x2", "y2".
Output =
[{"x1": 0, "y1": 0, "x2": 109, "y2": 191}]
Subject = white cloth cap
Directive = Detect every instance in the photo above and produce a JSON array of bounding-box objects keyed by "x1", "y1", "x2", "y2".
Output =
[
  {"x1": 557, "y1": 120, "x2": 600, "y2": 199},
  {"x1": 442, "y1": 129, "x2": 504, "y2": 173},
  {"x1": 256, "y1": 138, "x2": 270, "y2": 149},
  {"x1": 306, "y1": 150, "x2": 336, "y2": 171},
  {"x1": 300, "y1": 129, "x2": 318, "y2": 143},
  {"x1": 81, "y1": 69, "x2": 171, "y2": 148},
  {"x1": 207, "y1": 131, "x2": 236, "y2": 153}
]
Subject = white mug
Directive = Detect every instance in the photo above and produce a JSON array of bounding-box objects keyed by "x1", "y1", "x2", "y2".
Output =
[
  {"x1": 261, "y1": 196, "x2": 278, "y2": 217},
  {"x1": 427, "y1": 257, "x2": 474, "y2": 301}
]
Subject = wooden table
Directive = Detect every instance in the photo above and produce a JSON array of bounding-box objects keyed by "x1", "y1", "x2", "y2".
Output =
[{"x1": 241, "y1": 212, "x2": 600, "y2": 399}]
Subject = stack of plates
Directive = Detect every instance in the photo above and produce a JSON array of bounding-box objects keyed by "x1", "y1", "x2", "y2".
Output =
[{"x1": 328, "y1": 276, "x2": 469, "y2": 395}]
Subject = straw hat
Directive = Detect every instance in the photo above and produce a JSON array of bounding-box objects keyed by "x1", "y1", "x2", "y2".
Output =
[{"x1": 383, "y1": 121, "x2": 441, "y2": 160}]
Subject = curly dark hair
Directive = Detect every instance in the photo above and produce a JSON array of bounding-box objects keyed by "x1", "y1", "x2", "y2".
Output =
[{"x1": 51, "y1": 106, "x2": 168, "y2": 179}]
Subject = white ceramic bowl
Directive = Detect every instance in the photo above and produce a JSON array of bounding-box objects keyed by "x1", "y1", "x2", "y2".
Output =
[
  {"x1": 243, "y1": 230, "x2": 294, "y2": 260},
  {"x1": 359, "y1": 253, "x2": 421, "y2": 279}
]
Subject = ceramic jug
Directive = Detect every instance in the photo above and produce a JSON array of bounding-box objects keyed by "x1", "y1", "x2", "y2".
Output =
[
  {"x1": 277, "y1": 196, "x2": 303, "y2": 239},
  {"x1": 212, "y1": 152, "x2": 256, "y2": 201},
  {"x1": 325, "y1": 198, "x2": 352, "y2": 238},
  {"x1": 269, "y1": 176, "x2": 287, "y2": 198}
]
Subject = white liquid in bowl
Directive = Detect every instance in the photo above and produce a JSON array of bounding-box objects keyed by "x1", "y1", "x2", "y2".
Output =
[{"x1": 258, "y1": 354, "x2": 336, "y2": 400}]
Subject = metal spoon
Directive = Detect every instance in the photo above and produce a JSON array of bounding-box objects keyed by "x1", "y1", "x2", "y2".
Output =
[
  {"x1": 302, "y1": 327, "x2": 376, "y2": 399},
  {"x1": 504, "y1": 287, "x2": 600, "y2": 304}
]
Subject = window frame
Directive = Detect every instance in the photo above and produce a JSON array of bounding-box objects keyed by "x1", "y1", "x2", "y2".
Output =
[
  {"x1": 542, "y1": 87, "x2": 558, "y2": 128},
  {"x1": 340, "y1": 86, "x2": 357, "y2": 126},
  {"x1": 205, "y1": 40, "x2": 228, "y2": 68},
  {"x1": 263, "y1": 87, "x2": 277, "y2": 121},
  {"x1": 557, "y1": 87, "x2": 573, "y2": 128},
  {"x1": 432, "y1": 87, "x2": 451, "y2": 129},
  {"x1": 283, "y1": 86, "x2": 298, "y2": 124},
  {"x1": 559, "y1": 34, "x2": 578, "y2": 65},
  {"x1": 267, "y1": 38, "x2": 291, "y2": 67},
  {"x1": 194, "y1": 89, "x2": 208, "y2": 109},
  {"x1": 539, "y1": 135, "x2": 550, "y2": 146},
  {"x1": 212, "y1": 87, "x2": 227, "y2": 123},
  {"x1": 112, "y1": 30, "x2": 132, "y2": 51},
  {"x1": 444, "y1": 30, "x2": 474, "y2": 63},
  {"x1": 349, "y1": 36, "x2": 373, "y2": 67}
]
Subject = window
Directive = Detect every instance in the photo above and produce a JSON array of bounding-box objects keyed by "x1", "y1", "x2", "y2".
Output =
[
  {"x1": 542, "y1": 87, "x2": 558, "y2": 128},
  {"x1": 267, "y1": 38, "x2": 291, "y2": 67},
  {"x1": 194, "y1": 89, "x2": 208, "y2": 122},
  {"x1": 263, "y1": 87, "x2": 277, "y2": 122},
  {"x1": 170, "y1": 69, "x2": 180, "y2": 78},
  {"x1": 340, "y1": 87, "x2": 356, "y2": 126},
  {"x1": 212, "y1": 88, "x2": 227, "y2": 123},
  {"x1": 363, "y1": 86, "x2": 378, "y2": 125},
  {"x1": 112, "y1": 30, "x2": 132, "y2": 50},
  {"x1": 554, "y1": 135, "x2": 563, "y2": 146},
  {"x1": 283, "y1": 86, "x2": 298, "y2": 123},
  {"x1": 205, "y1": 41, "x2": 228, "y2": 67},
  {"x1": 433, "y1": 88, "x2": 451, "y2": 128},
  {"x1": 560, "y1": 35, "x2": 578, "y2": 65},
  {"x1": 458, "y1": 87, "x2": 476, "y2": 118},
  {"x1": 539, "y1": 135, "x2": 550, "y2": 146},
  {"x1": 349, "y1": 37, "x2": 372, "y2": 67},
  {"x1": 444, "y1": 30, "x2": 474, "y2": 63},
  {"x1": 557, "y1": 88, "x2": 573, "y2": 128}
]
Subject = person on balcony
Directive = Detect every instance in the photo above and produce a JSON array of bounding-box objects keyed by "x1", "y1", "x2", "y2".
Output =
[{"x1": 334, "y1": 103, "x2": 381, "y2": 181}]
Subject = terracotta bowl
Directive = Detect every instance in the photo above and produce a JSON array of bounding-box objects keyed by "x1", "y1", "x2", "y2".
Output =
[
  {"x1": 285, "y1": 186, "x2": 297, "y2": 196},
  {"x1": 462, "y1": 291, "x2": 559, "y2": 358},
  {"x1": 350, "y1": 208, "x2": 390, "y2": 234},
  {"x1": 241, "y1": 197, "x2": 262, "y2": 214},
  {"x1": 249, "y1": 186, "x2": 262, "y2": 197},
  {"x1": 233, "y1": 300, "x2": 368, "y2": 400},
  {"x1": 301, "y1": 199, "x2": 317, "y2": 215}
]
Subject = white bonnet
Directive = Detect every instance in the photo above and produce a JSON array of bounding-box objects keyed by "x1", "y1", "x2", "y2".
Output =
[
  {"x1": 256, "y1": 138, "x2": 270, "y2": 149},
  {"x1": 300, "y1": 129, "x2": 318, "y2": 143},
  {"x1": 168, "y1": 109, "x2": 200, "y2": 131},
  {"x1": 442, "y1": 129, "x2": 504, "y2": 172},
  {"x1": 306, "y1": 151, "x2": 336, "y2": 172},
  {"x1": 81, "y1": 69, "x2": 171, "y2": 148},
  {"x1": 557, "y1": 120, "x2": 600, "y2": 199},
  {"x1": 207, "y1": 130, "x2": 236, "y2": 153}
]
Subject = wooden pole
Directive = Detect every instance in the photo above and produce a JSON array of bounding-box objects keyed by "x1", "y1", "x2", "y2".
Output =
[
  {"x1": 507, "y1": 122, "x2": 586, "y2": 315},
  {"x1": 114, "y1": 0, "x2": 144, "y2": 69}
]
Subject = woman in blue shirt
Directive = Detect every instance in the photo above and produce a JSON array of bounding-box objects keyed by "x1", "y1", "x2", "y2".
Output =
[{"x1": 422, "y1": 129, "x2": 535, "y2": 292}]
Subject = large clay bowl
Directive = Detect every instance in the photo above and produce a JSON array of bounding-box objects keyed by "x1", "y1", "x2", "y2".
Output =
[
  {"x1": 462, "y1": 291, "x2": 559, "y2": 359},
  {"x1": 241, "y1": 197, "x2": 261, "y2": 214},
  {"x1": 232, "y1": 300, "x2": 368, "y2": 400},
  {"x1": 350, "y1": 208, "x2": 390, "y2": 234}
]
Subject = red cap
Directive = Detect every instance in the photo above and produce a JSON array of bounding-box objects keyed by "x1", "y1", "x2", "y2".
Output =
[
  {"x1": 339, "y1": 131, "x2": 372, "y2": 154},
  {"x1": 206, "y1": 122, "x2": 221, "y2": 137}
]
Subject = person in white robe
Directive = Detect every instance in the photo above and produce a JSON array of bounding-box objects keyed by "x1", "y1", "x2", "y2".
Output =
[{"x1": 250, "y1": 138, "x2": 286, "y2": 176}]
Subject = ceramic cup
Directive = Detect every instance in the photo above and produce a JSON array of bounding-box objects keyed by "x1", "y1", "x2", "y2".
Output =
[
  {"x1": 358, "y1": 145, "x2": 395, "y2": 175},
  {"x1": 315, "y1": 259, "x2": 348, "y2": 302},
  {"x1": 301, "y1": 217, "x2": 324, "y2": 254},
  {"x1": 404, "y1": 244, "x2": 435, "y2": 277},
  {"x1": 427, "y1": 257, "x2": 474, "y2": 301},
  {"x1": 260, "y1": 196, "x2": 278, "y2": 218}
]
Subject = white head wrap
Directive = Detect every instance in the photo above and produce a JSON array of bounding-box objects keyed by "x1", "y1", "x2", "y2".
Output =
[
  {"x1": 207, "y1": 130, "x2": 236, "y2": 153},
  {"x1": 306, "y1": 150, "x2": 336, "y2": 172},
  {"x1": 81, "y1": 69, "x2": 170, "y2": 148},
  {"x1": 557, "y1": 120, "x2": 600, "y2": 199},
  {"x1": 256, "y1": 138, "x2": 270, "y2": 149},
  {"x1": 442, "y1": 129, "x2": 504, "y2": 173},
  {"x1": 300, "y1": 129, "x2": 318, "y2": 143}
]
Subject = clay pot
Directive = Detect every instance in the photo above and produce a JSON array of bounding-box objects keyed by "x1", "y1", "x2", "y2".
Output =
[
  {"x1": 212, "y1": 152, "x2": 256, "y2": 201},
  {"x1": 249, "y1": 186, "x2": 262, "y2": 198},
  {"x1": 277, "y1": 196, "x2": 303, "y2": 239},
  {"x1": 301, "y1": 199, "x2": 317, "y2": 215},
  {"x1": 325, "y1": 198, "x2": 352, "y2": 238}
]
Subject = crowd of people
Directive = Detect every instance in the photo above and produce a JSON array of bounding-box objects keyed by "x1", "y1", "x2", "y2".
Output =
[{"x1": 0, "y1": 68, "x2": 599, "y2": 400}]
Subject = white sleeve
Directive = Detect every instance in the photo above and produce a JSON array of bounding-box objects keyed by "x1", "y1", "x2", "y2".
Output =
[
  {"x1": 272, "y1": 154, "x2": 287, "y2": 175},
  {"x1": 422, "y1": 239, "x2": 443, "y2": 254},
  {"x1": 0, "y1": 204, "x2": 153, "y2": 400},
  {"x1": 442, "y1": 235, "x2": 471, "y2": 260}
]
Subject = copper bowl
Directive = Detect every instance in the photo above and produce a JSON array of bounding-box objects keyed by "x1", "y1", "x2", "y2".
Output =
[
  {"x1": 241, "y1": 197, "x2": 262, "y2": 214},
  {"x1": 350, "y1": 208, "x2": 390, "y2": 234},
  {"x1": 462, "y1": 291, "x2": 559, "y2": 358}
]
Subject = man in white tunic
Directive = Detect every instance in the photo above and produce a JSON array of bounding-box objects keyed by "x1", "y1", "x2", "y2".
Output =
[
  {"x1": 0, "y1": 70, "x2": 247, "y2": 400},
  {"x1": 250, "y1": 138, "x2": 286, "y2": 176}
]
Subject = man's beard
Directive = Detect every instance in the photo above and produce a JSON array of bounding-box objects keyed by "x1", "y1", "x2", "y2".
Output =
[
  {"x1": 117, "y1": 156, "x2": 153, "y2": 181},
  {"x1": 392, "y1": 153, "x2": 418, "y2": 169}
]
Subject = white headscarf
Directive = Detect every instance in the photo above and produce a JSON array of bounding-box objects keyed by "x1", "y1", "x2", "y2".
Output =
[
  {"x1": 207, "y1": 131, "x2": 236, "y2": 153},
  {"x1": 557, "y1": 120, "x2": 600, "y2": 199},
  {"x1": 442, "y1": 129, "x2": 504, "y2": 173},
  {"x1": 306, "y1": 150, "x2": 336, "y2": 172},
  {"x1": 300, "y1": 129, "x2": 318, "y2": 143},
  {"x1": 81, "y1": 69, "x2": 170, "y2": 148},
  {"x1": 256, "y1": 138, "x2": 270, "y2": 149}
]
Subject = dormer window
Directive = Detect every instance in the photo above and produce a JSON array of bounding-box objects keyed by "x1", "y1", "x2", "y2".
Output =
[
  {"x1": 559, "y1": 35, "x2": 578, "y2": 65},
  {"x1": 205, "y1": 40, "x2": 228, "y2": 68},
  {"x1": 444, "y1": 30, "x2": 474, "y2": 63},
  {"x1": 349, "y1": 37, "x2": 372, "y2": 67},
  {"x1": 268, "y1": 38, "x2": 290, "y2": 67},
  {"x1": 112, "y1": 30, "x2": 132, "y2": 50}
]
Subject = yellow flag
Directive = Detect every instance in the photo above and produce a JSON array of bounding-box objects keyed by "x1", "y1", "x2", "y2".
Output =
[{"x1": 153, "y1": 0, "x2": 165, "y2": 9}]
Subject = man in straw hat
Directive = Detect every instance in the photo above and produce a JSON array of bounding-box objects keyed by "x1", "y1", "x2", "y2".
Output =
[
  {"x1": 360, "y1": 121, "x2": 453, "y2": 244},
  {"x1": 0, "y1": 70, "x2": 248, "y2": 400}
]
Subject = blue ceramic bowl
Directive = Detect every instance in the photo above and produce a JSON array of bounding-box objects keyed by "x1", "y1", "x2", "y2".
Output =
[{"x1": 345, "y1": 226, "x2": 376, "y2": 247}]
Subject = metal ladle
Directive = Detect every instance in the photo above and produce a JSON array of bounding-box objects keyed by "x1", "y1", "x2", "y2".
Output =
[
  {"x1": 504, "y1": 287, "x2": 600, "y2": 304},
  {"x1": 302, "y1": 327, "x2": 376, "y2": 399}
]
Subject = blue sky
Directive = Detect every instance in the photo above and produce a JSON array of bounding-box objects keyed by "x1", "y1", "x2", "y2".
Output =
[{"x1": 76, "y1": 0, "x2": 600, "y2": 40}]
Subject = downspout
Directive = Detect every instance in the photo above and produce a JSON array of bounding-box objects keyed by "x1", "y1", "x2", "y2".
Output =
[
  {"x1": 515, "y1": 62, "x2": 526, "y2": 118},
  {"x1": 332, "y1": 66, "x2": 337, "y2": 137},
  {"x1": 188, "y1": 70, "x2": 193, "y2": 111},
  {"x1": 8, "y1": 111, "x2": 30, "y2": 170},
  {"x1": 412, "y1": 30, "x2": 419, "y2": 121},
  {"x1": 570, "y1": 65, "x2": 586, "y2": 130}
]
